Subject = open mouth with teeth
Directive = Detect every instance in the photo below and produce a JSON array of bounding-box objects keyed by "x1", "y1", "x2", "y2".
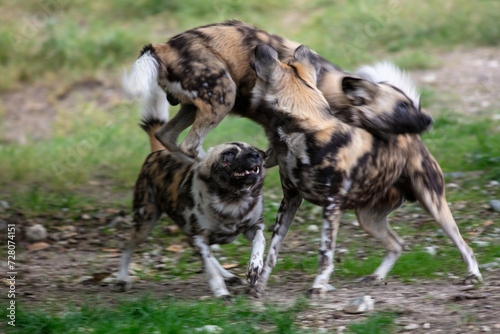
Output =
[{"x1": 231, "y1": 166, "x2": 260, "y2": 179}]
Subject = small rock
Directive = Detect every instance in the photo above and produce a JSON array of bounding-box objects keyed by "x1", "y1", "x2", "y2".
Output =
[
  {"x1": 487, "y1": 180, "x2": 499, "y2": 187},
  {"x1": 164, "y1": 225, "x2": 181, "y2": 235},
  {"x1": 210, "y1": 244, "x2": 222, "y2": 252},
  {"x1": 351, "y1": 220, "x2": 360, "y2": 227},
  {"x1": 26, "y1": 224, "x2": 48, "y2": 241},
  {"x1": 81, "y1": 213, "x2": 92, "y2": 220},
  {"x1": 306, "y1": 224, "x2": 319, "y2": 233},
  {"x1": 446, "y1": 183, "x2": 460, "y2": 189},
  {"x1": 343, "y1": 296, "x2": 374, "y2": 314},
  {"x1": 479, "y1": 262, "x2": 499, "y2": 269},
  {"x1": 489, "y1": 200, "x2": 500, "y2": 213},
  {"x1": 404, "y1": 323, "x2": 419, "y2": 330},
  {"x1": 0, "y1": 219, "x2": 7, "y2": 231},
  {"x1": 424, "y1": 246, "x2": 438, "y2": 256},
  {"x1": 472, "y1": 240, "x2": 490, "y2": 247},
  {"x1": 337, "y1": 326, "x2": 346, "y2": 334},
  {"x1": 325, "y1": 284, "x2": 336, "y2": 292},
  {"x1": 493, "y1": 324, "x2": 500, "y2": 329},
  {"x1": 444, "y1": 172, "x2": 466, "y2": 179},
  {"x1": 195, "y1": 325, "x2": 223, "y2": 333},
  {"x1": 0, "y1": 200, "x2": 9, "y2": 211},
  {"x1": 481, "y1": 325, "x2": 491, "y2": 332},
  {"x1": 423, "y1": 323, "x2": 431, "y2": 329}
]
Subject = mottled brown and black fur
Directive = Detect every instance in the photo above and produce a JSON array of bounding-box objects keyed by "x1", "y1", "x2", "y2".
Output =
[
  {"x1": 124, "y1": 20, "x2": 432, "y2": 159},
  {"x1": 248, "y1": 44, "x2": 481, "y2": 298},
  {"x1": 116, "y1": 114, "x2": 267, "y2": 298}
]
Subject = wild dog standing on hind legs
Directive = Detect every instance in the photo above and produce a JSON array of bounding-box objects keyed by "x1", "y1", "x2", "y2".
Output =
[
  {"x1": 115, "y1": 100, "x2": 267, "y2": 298},
  {"x1": 123, "y1": 20, "x2": 432, "y2": 159},
  {"x1": 248, "y1": 44, "x2": 482, "y2": 298}
]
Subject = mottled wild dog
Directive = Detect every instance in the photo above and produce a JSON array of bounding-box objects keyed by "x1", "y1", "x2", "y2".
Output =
[
  {"x1": 248, "y1": 44, "x2": 482, "y2": 298},
  {"x1": 123, "y1": 20, "x2": 432, "y2": 159},
  {"x1": 115, "y1": 99, "x2": 267, "y2": 298}
]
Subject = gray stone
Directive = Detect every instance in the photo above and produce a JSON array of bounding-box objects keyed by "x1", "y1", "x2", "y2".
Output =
[
  {"x1": 195, "y1": 325, "x2": 223, "y2": 333},
  {"x1": 444, "y1": 172, "x2": 466, "y2": 179},
  {"x1": 0, "y1": 219, "x2": 7, "y2": 231},
  {"x1": 490, "y1": 200, "x2": 500, "y2": 213},
  {"x1": 0, "y1": 200, "x2": 9, "y2": 209},
  {"x1": 306, "y1": 224, "x2": 319, "y2": 233},
  {"x1": 343, "y1": 296, "x2": 374, "y2": 314},
  {"x1": 26, "y1": 224, "x2": 48, "y2": 241},
  {"x1": 404, "y1": 323, "x2": 420, "y2": 330}
]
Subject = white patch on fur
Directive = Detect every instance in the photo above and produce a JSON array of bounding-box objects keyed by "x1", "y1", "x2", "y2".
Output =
[
  {"x1": 165, "y1": 80, "x2": 199, "y2": 100},
  {"x1": 122, "y1": 50, "x2": 169, "y2": 123},
  {"x1": 356, "y1": 61, "x2": 420, "y2": 109}
]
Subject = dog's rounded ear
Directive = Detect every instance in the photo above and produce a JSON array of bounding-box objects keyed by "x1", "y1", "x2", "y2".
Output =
[
  {"x1": 341, "y1": 76, "x2": 379, "y2": 106},
  {"x1": 254, "y1": 44, "x2": 280, "y2": 82},
  {"x1": 255, "y1": 147, "x2": 267, "y2": 160},
  {"x1": 292, "y1": 45, "x2": 320, "y2": 84}
]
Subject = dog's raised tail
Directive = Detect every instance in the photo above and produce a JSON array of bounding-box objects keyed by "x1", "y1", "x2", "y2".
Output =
[{"x1": 123, "y1": 44, "x2": 169, "y2": 152}]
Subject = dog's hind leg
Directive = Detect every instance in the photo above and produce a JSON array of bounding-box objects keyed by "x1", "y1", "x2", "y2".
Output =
[
  {"x1": 193, "y1": 235, "x2": 230, "y2": 298},
  {"x1": 249, "y1": 188, "x2": 303, "y2": 298},
  {"x1": 308, "y1": 200, "x2": 342, "y2": 298},
  {"x1": 355, "y1": 188, "x2": 406, "y2": 284},
  {"x1": 155, "y1": 104, "x2": 197, "y2": 152},
  {"x1": 209, "y1": 256, "x2": 244, "y2": 286},
  {"x1": 178, "y1": 75, "x2": 237, "y2": 159},
  {"x1": 409, "y1": 147, "x2": 482, "y2": 283},
  {"x1": 115, "y1": 183, "x2": 160, "y2": 292}
]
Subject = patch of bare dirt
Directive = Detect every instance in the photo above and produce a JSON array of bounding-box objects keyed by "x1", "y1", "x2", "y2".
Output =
[
  {"x1": 0, "y1": 78, "x2": 121, "y2": 144},
  {"x1": 412, "y1": 47, "x2": 500, "y2": 117}
]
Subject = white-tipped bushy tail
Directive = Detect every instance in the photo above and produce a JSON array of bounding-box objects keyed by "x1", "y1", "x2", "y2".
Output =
[
  {"x1": 356, "y1": 61, "x2": 420, "y2": 109},
  {"x1": 122, "y1": 45, "x2": 169, "y2": 125}
]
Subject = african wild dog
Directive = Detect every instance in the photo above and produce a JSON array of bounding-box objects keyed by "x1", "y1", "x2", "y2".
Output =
[
  {"x1": 122, "y1": 20, "x2": 432, "y2": 159},
  {"x1": 115, "y1": 102, "x2": 267, "y2": 298},
  {"x1": 247, "y1": 44, "x2": 482, "y2": 298}
]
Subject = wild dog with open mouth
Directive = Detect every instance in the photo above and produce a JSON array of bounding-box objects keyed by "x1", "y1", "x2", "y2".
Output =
[
  {"x1": 247, "y1": 44, "x2": 482, "y2": 298},
  {"x1": 115, "y1": 105, "x2": 267, "y2": 298},
  {"x1": 123, "y1": 20, "x2": 432, "y2": 159}
]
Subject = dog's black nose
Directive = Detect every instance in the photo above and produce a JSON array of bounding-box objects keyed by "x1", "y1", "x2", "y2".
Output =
[{"x1": 247, "y1": 151, "x2": 260, "y2": 160}]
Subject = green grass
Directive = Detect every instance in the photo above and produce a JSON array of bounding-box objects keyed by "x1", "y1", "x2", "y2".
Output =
[
  {"x1": 1, "y1": 296, "x2": 309, "y2": 334},
  {"x1": 1, "y1": 0, "x2": 500, "y2": 90},
  {"x1": 347, "y1": 312, "x2": 397, "y2": 334}
]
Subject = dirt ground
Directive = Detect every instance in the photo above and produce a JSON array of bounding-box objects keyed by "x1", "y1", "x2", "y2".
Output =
[
  {"x1": 7, "y1": 218, "x2": 500, "y2": 333},
  {"x1": 2, "y1": 48, "x2": 500, "y2": 333}
]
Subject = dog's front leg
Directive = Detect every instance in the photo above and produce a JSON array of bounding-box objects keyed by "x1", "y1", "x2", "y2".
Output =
[
  {"x1": 308, "y1": 200, "x2": 342, "y2": 298},
  {"x1": 249, "y1": 189, "x2": 303, "y2": 298},
  {"x1": 245, "y1": 222, "x2": 266, "y2": 285},
  {"x1": 193, "y1": 235, "x2": 230, "y2": 299}
]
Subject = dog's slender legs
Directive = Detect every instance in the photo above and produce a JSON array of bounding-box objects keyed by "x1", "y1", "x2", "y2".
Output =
[
  {"x1": 355, "y1": 193, "x2": 405, "y2": 284},
  {"x1": 410, "y1": 149, "x2": 482, "y2": 282},
  {"x1": 193, "y1": 236, "x2": 230, "y2": 298},
  {"x1": 417, "y1": 190, "x2": 482, "y2": 282},
  {"x1": 250, "y1": 188, "x2": 303, "y2": 297},
  {"x1": 208, "y1": 256, "x2": 244, "y2": 286},
  {"x1": 155, "y1": 104, "x2": 197, "y2": 152},
  {"x1": 178, "y1": 79, "x2": 237, "y2": 159},
  {"x1": 308, "y1": 201, "x2": 342, "y2": 298},
  {"x1": 245, "y1": 222, "x2": 266, "y2": 285},
  {"x1": 116, "y1": 200, "x2": 160, "y2": 291}
]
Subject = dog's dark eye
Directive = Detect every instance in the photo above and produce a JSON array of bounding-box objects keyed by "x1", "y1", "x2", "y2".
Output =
[
  {"x1": 223, "y1": 151, "x2": 234, "y2": 157},
  {"x1": 395, "y1": 102, "x2": 409, "y2": 115}
]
